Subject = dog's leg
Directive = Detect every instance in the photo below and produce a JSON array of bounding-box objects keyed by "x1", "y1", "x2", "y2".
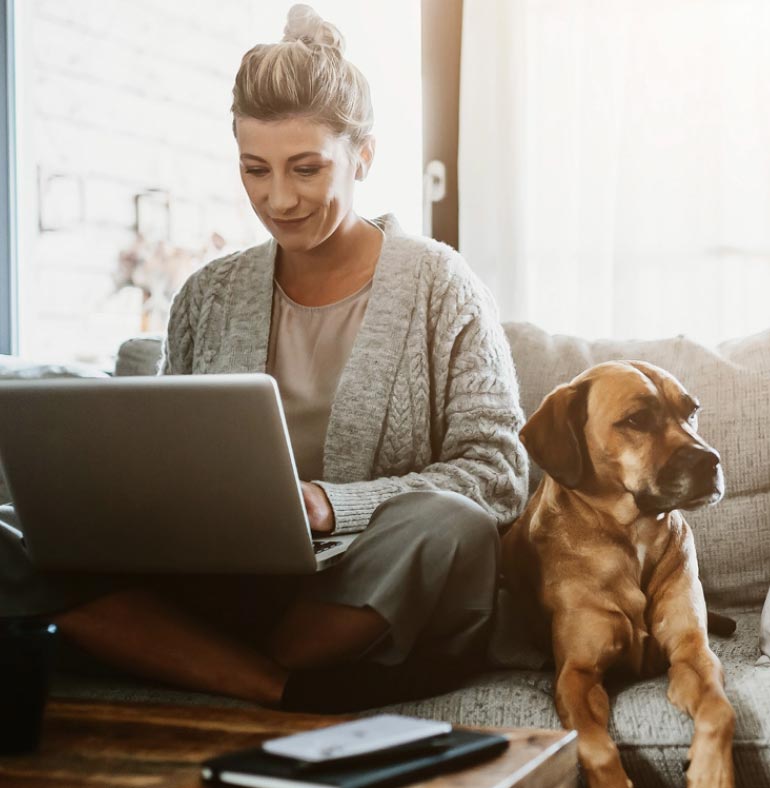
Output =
[
  {"x1": 662, "y1": 631, "x2": 734, "y2": 787},
  {"x1": 552, "y1": 614, "x2": 633, "y2": 788},
  {"x1": 650, "y1": 585, "x2": 735, "y2": 787}
]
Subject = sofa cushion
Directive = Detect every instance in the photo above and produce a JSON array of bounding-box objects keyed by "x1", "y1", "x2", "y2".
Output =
[{"x1": 504, "y1": 322, "x2": 770, "y2": 606}]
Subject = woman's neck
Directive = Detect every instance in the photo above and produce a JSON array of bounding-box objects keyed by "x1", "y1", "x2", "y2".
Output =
[{"x1": 275, "y1": 213, "x2": 383, "y2": 307}]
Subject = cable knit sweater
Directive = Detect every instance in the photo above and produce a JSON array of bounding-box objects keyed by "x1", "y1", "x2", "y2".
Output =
[{"x1": 159, "y1": 214, "x2": 529, "y2": 533}]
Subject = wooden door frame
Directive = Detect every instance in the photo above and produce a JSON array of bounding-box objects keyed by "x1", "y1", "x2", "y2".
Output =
[{"x1": 422, "y1": 0, "x2": 462, "y2": 249}]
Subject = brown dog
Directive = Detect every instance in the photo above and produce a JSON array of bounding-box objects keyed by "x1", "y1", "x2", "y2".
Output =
[{"x1": 501, "y1": 361, "x2": 735, "y2": 788}]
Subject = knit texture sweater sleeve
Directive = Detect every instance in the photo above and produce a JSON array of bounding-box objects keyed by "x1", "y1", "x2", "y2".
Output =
[{"x1": 317, "y1": 248, "x2": 529, "y2": 533}]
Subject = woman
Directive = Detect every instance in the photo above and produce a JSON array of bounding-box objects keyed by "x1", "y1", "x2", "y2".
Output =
[{"x1": 0, "y1": 5, "x2": 528, "y2": 709}]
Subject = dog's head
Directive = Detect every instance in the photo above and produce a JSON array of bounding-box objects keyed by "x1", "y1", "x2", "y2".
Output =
[{"x1": 520, "y1": 361, "x2": 724, "y2": 515}]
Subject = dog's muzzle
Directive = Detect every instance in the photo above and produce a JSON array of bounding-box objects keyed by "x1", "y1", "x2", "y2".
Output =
[{"x1": 636, "y1": 445, "x2": 725, "y2": 514}]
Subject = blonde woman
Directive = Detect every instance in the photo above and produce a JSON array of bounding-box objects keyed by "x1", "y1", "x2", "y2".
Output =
[{"x1": 0, "y1": 5, "x2": 528, "y2": 710}]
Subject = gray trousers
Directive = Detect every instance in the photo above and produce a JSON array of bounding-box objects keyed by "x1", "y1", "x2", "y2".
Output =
[{"x1": 0, "y1": 490, "x2": 500, "y2": 666}]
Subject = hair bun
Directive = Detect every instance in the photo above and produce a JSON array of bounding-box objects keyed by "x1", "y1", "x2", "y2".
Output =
[{"x1": 282, "y1": 4, "x2": 345, "y2": 54}]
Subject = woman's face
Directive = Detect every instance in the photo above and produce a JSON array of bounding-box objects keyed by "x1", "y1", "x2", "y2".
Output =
[{"x1": 235, "y1": 115, "x2": 372, "y2": 252}]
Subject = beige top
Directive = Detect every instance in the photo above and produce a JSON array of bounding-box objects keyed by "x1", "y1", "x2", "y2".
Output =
[{"x1": 266, "y1": 278, "x2": 373, "y2": 482}]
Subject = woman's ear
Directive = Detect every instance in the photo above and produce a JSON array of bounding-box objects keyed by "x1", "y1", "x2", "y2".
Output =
[{"x1": 355, "y1": 135, "x2": 376, "y2": 181}]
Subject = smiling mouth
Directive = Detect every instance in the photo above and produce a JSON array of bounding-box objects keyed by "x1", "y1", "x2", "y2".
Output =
[{"x1": 271, "y1": 215, "x2": 311, "y2": 225}]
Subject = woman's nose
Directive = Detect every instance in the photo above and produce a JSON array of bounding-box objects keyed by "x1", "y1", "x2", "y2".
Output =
[{"x1": 268, "y1": 176, "x2": 299, "y2": 214}]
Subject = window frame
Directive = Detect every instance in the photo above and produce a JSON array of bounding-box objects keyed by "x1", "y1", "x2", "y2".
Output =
[
  {"x1": 422, "y1": 0, "x2": 462, "y2": 249},
  {"x1": 0, "y1": 0, "x2": 17, "y2": 356}
]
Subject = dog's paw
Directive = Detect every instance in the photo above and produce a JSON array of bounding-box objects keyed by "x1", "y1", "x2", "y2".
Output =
[
  {"x1": 581, "y1": 762, "x2": 633, "y2": 788},
  {"x1": 686, "y1": 746, "x2": 734, "y2": 788},
  {"x1": 687, "y1": 765, "x2": 733, "y2": 788}
]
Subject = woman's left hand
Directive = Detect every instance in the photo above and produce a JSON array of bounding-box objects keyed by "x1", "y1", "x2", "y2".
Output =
[{"x1": 300, "y1": 482, "x2": 335, "y2": 534}]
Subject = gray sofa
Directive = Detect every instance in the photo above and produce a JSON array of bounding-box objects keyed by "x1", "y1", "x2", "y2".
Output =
[{"x1": 2, "y1": 321, "x2": 769, "y2": 787}]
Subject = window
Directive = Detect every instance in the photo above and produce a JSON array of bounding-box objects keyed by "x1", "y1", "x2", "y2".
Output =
[
  {"x1": 460, "y1": 0, "x2": 770, "y2": 344},
  {"x1": 8, "y1": 0, "x2": 422, "y2": 365}
]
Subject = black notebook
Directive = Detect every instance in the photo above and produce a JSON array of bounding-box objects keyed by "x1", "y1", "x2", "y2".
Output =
[{"x1": 201, "y1": 729, "x2": 509, "y2": 788}]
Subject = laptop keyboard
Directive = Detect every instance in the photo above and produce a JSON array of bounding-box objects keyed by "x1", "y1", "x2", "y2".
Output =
[{"x1": 313, "y1": 540, "x2": 342, "y2": 554}]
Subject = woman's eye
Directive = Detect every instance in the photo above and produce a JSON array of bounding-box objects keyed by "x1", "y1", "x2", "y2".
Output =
[
  {"x1": 296, "y1": 167, "x2": 320, "y2": 176},
  {"x1": 245, "y1": 168, "x2": 268, "y2": 177}
]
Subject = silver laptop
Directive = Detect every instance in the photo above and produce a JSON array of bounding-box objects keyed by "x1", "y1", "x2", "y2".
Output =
[{"x1": 0, "y1": 374, "x2": 357, "y2": 573}]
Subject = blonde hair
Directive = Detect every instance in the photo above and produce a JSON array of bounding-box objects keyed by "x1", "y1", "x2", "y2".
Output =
[{"x1": 231, "y1": 4, "x2": 374, "y2": 148}]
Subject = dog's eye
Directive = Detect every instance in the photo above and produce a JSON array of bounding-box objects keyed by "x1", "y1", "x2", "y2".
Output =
[
  {"x1": 687, "y1": 407, "x2": 700, "y2": 423},
  {"x1": 622, "y1": 410, "x2": 655, "y2": 431}
]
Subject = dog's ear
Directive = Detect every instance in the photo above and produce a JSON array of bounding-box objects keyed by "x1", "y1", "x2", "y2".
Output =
[{"x1": 520, "y1": 381, "x2": 589, "y2": 489}]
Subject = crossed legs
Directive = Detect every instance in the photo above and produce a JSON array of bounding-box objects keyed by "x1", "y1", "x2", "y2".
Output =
[
  {"x1": 52, "y1": 490, "x2": 499, "y2": 707},
  {"x1": 55, "y1": 589, "x2": 388, "y2": 706}
]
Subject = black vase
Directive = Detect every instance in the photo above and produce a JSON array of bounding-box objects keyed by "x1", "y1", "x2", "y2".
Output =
[{"x1": 0, "y1": 618, "x2": 58, "y2": 755}]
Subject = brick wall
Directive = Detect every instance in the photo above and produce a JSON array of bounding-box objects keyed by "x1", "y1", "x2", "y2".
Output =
[{"x1": 17, "y1": 0, "x2": 269, "y2": 365}]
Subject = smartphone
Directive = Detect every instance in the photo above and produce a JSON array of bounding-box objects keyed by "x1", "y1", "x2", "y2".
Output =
[{"x1": 262, "y1": 714, "x2": 452, "y2": 763}]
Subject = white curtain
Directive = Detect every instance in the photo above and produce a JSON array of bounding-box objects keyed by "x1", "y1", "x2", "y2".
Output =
[{"x1": 459, "y1": 0, "x2": 770, "y2": 344}]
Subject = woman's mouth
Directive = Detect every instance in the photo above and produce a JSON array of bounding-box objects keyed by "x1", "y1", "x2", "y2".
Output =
[{"x1": 271, "y1": 214, "x2": 312, "y2": 229}]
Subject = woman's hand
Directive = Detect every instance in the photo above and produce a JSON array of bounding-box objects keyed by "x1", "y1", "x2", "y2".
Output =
[{"x1": 300, "y1": 482, "x2": 335, "y2": 534}]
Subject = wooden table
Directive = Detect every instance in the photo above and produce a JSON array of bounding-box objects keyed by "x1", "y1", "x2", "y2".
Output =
[{"x1": 0, "y1": 699, "x2": 578, "y2": 788}]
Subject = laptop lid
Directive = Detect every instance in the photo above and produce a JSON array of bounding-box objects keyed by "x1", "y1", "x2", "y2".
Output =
[{"x1": 0, "y1": 374, "x2": 325, "y2": 574}]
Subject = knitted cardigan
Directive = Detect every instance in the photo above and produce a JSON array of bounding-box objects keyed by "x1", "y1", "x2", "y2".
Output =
[{"x1": 159, "y1": 215, "x2": 529, "y2": 533}]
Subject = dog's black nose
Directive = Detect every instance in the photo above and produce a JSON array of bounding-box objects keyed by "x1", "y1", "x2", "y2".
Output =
[{"x1": 669, "y1": 445, "x2": 720, "y2": 479}]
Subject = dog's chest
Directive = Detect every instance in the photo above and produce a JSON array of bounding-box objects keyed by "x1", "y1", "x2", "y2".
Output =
[
  {"x1": 616, "y1": 516, "x2": 670, "y2": 673},
  {"x1": 631, "y1": 515, "x2": 666, "y2": 577}
]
